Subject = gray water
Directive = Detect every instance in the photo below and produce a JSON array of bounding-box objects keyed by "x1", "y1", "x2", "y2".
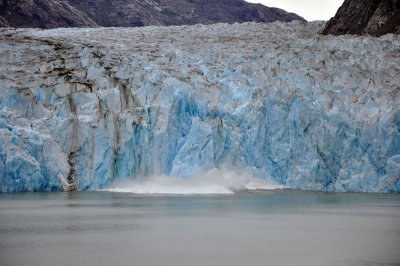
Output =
[{"x1": 1, "y1": 190, "x2": 400, "y2": 266}]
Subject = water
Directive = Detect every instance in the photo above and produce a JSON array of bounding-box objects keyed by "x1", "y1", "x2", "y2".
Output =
[{"x1": 1, "y1": 190, "x2": 400, "y2": 266}]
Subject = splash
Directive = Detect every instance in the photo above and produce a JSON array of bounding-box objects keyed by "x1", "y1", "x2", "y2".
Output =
[{"x1": 103, "y1": 168, "x2": 285, "y2": 195}]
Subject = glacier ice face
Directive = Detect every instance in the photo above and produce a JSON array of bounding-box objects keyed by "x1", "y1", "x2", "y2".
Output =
[{"x1": 0, "y1": 21, "x2": 399, "y2": 192}]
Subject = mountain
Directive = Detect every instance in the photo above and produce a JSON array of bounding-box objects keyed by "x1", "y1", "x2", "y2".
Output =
[
  {"x1": 322, "y1": 0, "x2": 400, "y2": 36},
  {"x1": 0, "y1": 0, "x2": 305, "y2": 29},
  {"x1": 1, "y1": 21, "x2": 399, "y2": 193}
]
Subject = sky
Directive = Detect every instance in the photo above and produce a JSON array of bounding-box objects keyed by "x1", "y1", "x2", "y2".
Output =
[{"x1": 246, "y1": 0, "x2": 344, "y2": 21}]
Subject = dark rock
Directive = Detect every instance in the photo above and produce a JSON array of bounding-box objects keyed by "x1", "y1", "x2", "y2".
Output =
[
  {"x1": 0, "y1": 15, "x2": 9, "y2": 27},
  {"x1": 0, "y1": 0, "x2": 305, "y2": 29},
  {"x1": 322, "y1": 0, "x2": 400, "y2": 36},
  {"x1": 0, "y1": 0, "x2": 97, "y2": 28}
]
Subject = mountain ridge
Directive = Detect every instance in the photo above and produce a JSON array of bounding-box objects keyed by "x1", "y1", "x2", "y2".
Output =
[
  {"x1": 322, "y1": 0, "x2": 400, "y2": 36},
  {"x1": 0, "y1": 0, "x2": 305, "y2": 28}
]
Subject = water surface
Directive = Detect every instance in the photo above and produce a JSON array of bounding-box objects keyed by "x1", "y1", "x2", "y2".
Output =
[{"x1": 1, "y1": 190, "x2": 399, "y2": 266}]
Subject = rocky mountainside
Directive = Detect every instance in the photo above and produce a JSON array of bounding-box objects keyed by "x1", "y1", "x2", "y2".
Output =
[
  {"x1": 322, "y1": 0, "x2": 400, "y2": 36},
  {"x1": 0, "y1": 0, "x2": 305, "y2": 28}
]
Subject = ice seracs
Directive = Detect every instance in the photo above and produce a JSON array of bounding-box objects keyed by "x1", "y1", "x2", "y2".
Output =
[{"x1": 0, "y1": 21, "x2": 399, "y2": 192}]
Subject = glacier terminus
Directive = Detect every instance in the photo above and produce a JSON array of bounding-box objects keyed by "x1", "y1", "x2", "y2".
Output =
[{"x1": 0, "y1": 21, "x2": 399, "y2": 193}]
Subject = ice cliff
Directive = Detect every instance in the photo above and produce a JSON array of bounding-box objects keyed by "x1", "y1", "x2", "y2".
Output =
[{"x1": 0, "y1": 21, "x2": 399, "y2": 193}]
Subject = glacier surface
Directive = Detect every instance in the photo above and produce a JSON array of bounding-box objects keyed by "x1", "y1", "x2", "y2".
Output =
[{"x1": 0, "y1": 21, "x2": 399, "y2": 192}]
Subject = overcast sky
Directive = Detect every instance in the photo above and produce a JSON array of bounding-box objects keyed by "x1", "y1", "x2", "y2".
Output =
[{"x1": 246, "y1": 0, "x2": 344, "y2": 21}]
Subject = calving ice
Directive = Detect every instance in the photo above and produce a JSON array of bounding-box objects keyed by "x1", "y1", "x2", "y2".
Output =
[
  {"x1": 0, "y1": 21, "x2": 399, "y2": 193},
  {"x1": 103, "y1": 168, "x2": 285, "y2": 195}
]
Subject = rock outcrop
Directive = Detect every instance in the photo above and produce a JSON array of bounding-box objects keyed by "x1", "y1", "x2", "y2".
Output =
[
  {"x1": 322, "y1": 0, "x2": 400, "y2": 36},
  {"x1": 0, "y1": 0, "x2": 305, "y2": 29},
  {"x1": 0, "y1": 0, "x2": 97, "y2": 28}
]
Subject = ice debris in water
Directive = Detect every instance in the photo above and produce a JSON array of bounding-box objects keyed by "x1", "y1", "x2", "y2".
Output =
[
  {"x1": 0, "y1": 21, "x2": 399, "y2": 192},
  {"x1": 104, "y1": 167, "x2": 285, "y2": 195}
]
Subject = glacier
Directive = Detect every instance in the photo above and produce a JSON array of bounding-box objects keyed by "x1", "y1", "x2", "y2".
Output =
[{"x1": 0, "y1": 21, "x2": 399, "y2": 193}]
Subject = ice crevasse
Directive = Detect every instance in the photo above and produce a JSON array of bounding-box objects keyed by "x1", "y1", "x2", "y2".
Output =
[{"x1": 0, "y1": 21, "x2": 399, "y2": 192}]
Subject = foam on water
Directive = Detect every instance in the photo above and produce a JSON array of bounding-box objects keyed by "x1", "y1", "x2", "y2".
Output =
[{"x1": 103, "y1": 168, "x2": 284, "y2": 195}]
